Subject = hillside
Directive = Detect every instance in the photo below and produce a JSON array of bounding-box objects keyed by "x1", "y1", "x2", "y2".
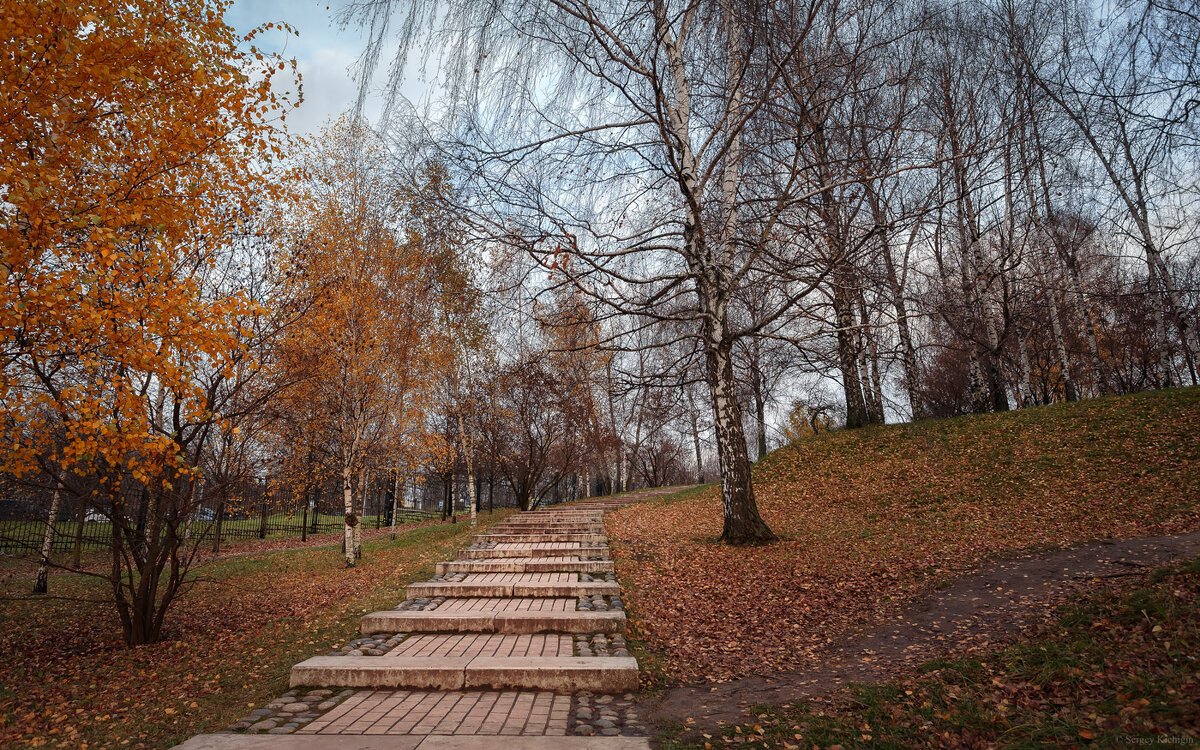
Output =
[{"x1": 607, "y1": 387, "x2": 1200, "y2": 684}]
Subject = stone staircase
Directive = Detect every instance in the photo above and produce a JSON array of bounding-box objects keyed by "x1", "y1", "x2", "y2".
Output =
[{"x1": 175, "y1": 489, "x2": 682, "y2": 749}]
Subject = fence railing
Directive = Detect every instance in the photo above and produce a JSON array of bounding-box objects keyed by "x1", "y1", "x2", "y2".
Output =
[
  {"x1": 0, "y1": 475, "x2": 443, "y2": 558},
  {"x1": 0, "y1": 467, "x2": 593, "y2": 558}
]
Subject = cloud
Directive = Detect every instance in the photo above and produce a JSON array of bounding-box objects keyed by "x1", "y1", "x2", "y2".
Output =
[{"x1": 227, "y1": 1, "x2": 367, "y2": 137}]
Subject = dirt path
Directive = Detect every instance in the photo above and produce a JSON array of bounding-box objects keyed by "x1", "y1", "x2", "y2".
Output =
[{"x1": 646, "y1": 529, "x2": 1200, "y2": 737}]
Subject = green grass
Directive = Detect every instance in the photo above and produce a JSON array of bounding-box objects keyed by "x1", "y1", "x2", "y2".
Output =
[{"x1": 658, "y1": 557, "x2": 1200, "y2": 749}]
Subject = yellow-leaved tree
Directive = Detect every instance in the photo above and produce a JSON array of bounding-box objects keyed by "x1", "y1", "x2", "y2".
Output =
[
  {"x1": 272, "y1": 118, "x2": 458, "y2": 566},
  {"x1": 0, "y1": 0, "x2": 297, "y2": 643}
]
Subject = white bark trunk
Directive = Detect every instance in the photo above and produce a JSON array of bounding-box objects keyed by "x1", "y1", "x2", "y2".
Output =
[
  {"x1": 390, "y1": 472, "x2": 399, "y2": 539},
  {"x1": 1017, "y1": 328, "x2": 1032, "y2": 407},
  {"x1": 33, "y1": 485, "x2": 62, "y2": 594},
  {"x1": 342, "y1": 464, "x2": 355, "y2": 567}
]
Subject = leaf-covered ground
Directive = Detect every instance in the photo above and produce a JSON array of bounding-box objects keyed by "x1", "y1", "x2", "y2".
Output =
[
  {"x1": 608, "y1": 388, "x2": 1200, "y2": 684},
  {"x1": 660, "y1": 556, "x2": 1200, "y2": 749},
  {"x1": 0, "y1": 511, "x2": 513, "y2": 749}
]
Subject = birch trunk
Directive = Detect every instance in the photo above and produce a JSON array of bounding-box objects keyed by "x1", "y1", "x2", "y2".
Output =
[
  {"x1": 390, "y1": 472, "x2": 400, "y2": 537},
  {"x1": 342, "y1": 464, "x2": 356, "y2": 568},
  {"x1": 1149, "y1": 262, "x2": 1176, "y2": 387},
  {"x1": 833, "y1": 278, "x2": 870, "y2": 427},
  {"x1": 1043, "y1": 279, "x2": 1078, "y2": 401},
  {"x1": 354, "y1": 467, "x2": 367, "y2": 557},
  {"x1": 945, "y1": 75, "x2": 1008, "y2": 412},
  {"x1": 869, "y1": 193, "x2": 924, "y2": 419},
  {"x1": 1017, "y1": 326, "x2": 1032, "y2": 407},
  {"x1": 33, "y1": 485, "x2": 62, "y2": 594},
  {"x1": 705, "y1": 333, "x2": 776, "y2": 544},
  {"x1": 1064, "y1": 256, "x2": 1107, "y2": 395},
  {"x1": 968, "y1": 345, "x2": 991, "y2": 414},
  {"x1": 856, "y1": 292, "x2": 885, "y2": 424},
  {"x1": 750, "y1": 356, "x2": 767, "y2": 460},
  {"x1": 656, "y1": 0, "x2": 772, "y2": 543}
]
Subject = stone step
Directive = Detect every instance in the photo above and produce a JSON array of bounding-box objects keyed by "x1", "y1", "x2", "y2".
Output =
[
  {"x1": 361, "y1": 608, "x2": 625, "y2": 634},
  {"x1": 290, "y1": 655, "x2": 638, "y2": 692},
  {"x1": 490, "y1": 525, "x2": 604, "y2": 532},
  {"x1": 174, "y1": 734, "x2": 651, "y2": 749},
  {"x1": 406, "y1": 580, "x2": 619, "y2": 598},
  {"x1": 474, "y1": 533, "x2": 608, "y2": 544},
  {"x1": 457, "y1": 546, "x2": 609, "y2": 560},
  {"x1": 436, "y1": 559, "x2": 613, "y2": 575}
]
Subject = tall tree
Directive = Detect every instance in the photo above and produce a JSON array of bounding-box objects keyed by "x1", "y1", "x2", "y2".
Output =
[
  {"x1": 273, "y1": 119, "x2": 452, "y2": 566},
  {"x1": 0, "y1": 0, "x2": 297, "y2": 644}
]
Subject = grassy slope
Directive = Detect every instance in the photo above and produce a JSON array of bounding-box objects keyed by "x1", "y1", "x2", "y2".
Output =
[
  {"x1": 607, "y1": 388, "x2": 1200, "y2": 684},
  {"x1": 661, "y1": 557, "x2": 1200, "y2": 749},
  {"x1": 0, "y1": 510, "x2": 515, "y2": 749}
]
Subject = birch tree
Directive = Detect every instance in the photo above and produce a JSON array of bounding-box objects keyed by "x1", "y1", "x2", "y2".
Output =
[
  {"x1": 344, "y1": 0, "x2": 910, "y2": 543},
  {"x1": 275, "y1": 120, "x2": 452, "y2": 566}
]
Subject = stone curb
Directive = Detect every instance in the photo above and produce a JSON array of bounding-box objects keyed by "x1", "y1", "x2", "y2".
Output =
[
  {"x1": 405, "y1": 581, "x2": 620, "y2": 598},
  {"x1": 290, "y1": 655, "x2": 639, "y2": 692},
  {"x1": 473, "y1": 534, "x2": 610, "y2": 544},
  {"x1": 174, "y1": 735, "x2": 650, "y2": 749},
  {"x1": 360, "y1": 609, "x2": 626, "y2": 635},
  {"x1": 456, "y1": 546, "x2": 609, "y2": 560},
  {"x1": 435, "y1": 560, "x2": 614, "y2": 574}
]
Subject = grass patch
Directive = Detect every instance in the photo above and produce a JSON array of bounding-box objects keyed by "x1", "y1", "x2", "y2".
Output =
[{"x1": 659, "y1": 556, "x2": 1200, "y2": 748}]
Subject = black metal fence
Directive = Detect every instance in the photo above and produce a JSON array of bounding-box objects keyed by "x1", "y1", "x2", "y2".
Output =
[
  {"x1": 0, "y1": 467, "x2": 610, "y2": 559},
  {"x1": 0, "y1": 472, "x2": 443, "y2": 558}
]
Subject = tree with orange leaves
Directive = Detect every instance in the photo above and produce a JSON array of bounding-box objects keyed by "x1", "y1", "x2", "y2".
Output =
[
  {"x1": 272, "y1": 118, "x2": 457, "y2": 567},
  {"x1": 0, "y1": 0, "x2": 297, "y2": 643}
]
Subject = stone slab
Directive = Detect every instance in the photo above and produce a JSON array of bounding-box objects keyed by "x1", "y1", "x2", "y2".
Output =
[
  {"x1": 173, "y1": 736, "x2": 649, "y2": 750},
  {"x1": 289, "y1": 655, "x2": 637, "y2": 693},
  {"x1": 473, "y1": 534, "x2": 608, "y2": 544},
  {"x1": 463, "y1": 656, "x2": 639, "y2": 692},
  {"x1": 173, "y1": 736, "x2": 423, "y2": 750},
  {"x1": 406, "y1": 582, "x2": 512, "y2": 598},
  {"x1": 361, "y1": 609, "x2": 624, "y2": 635},
  {"x1": 406, "y1": 581, "x2": 618, "y2": 598},
  {"x1": 456, "y1": 547, "x2": 608, "y2": 560},
  {"x1": 360, "y1": 611, "x2": 497, "y2": 634},
  {"x1": 290, "y1": 656, "x2": 471, "y2": 690},
  {"x1": 419, "y1": 738, "x2": 650, "y2": 749},
  {"x1": 435, "y1": 559, "x2": 613, "y2": 575}
]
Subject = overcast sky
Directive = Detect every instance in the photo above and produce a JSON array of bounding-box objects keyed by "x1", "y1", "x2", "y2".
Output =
[{"x1": 225, "y1": 1, "x2": 401, "y2": 137}]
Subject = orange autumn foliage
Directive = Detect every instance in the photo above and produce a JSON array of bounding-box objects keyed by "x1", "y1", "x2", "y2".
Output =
[
  {"x1": 270, "y1": 119, "x2": 460, "y2": 564},
  {"x1": 0, "y1": 0, "x2": 297, "y2": 481}
]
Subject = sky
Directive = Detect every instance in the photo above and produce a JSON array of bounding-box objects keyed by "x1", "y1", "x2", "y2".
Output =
[{"x1": 224, "y1": 1, "x2": 402, "y2": 137}]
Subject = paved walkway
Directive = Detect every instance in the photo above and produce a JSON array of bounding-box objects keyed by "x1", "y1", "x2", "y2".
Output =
[{"x1": 176, "y1": 491, "x2": 680, "y2": 750}]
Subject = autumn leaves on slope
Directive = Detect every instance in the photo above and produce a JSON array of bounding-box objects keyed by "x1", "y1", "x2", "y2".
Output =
[{"x1": 606, "y1": 388, "x2": 1200, "y2": 684}]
